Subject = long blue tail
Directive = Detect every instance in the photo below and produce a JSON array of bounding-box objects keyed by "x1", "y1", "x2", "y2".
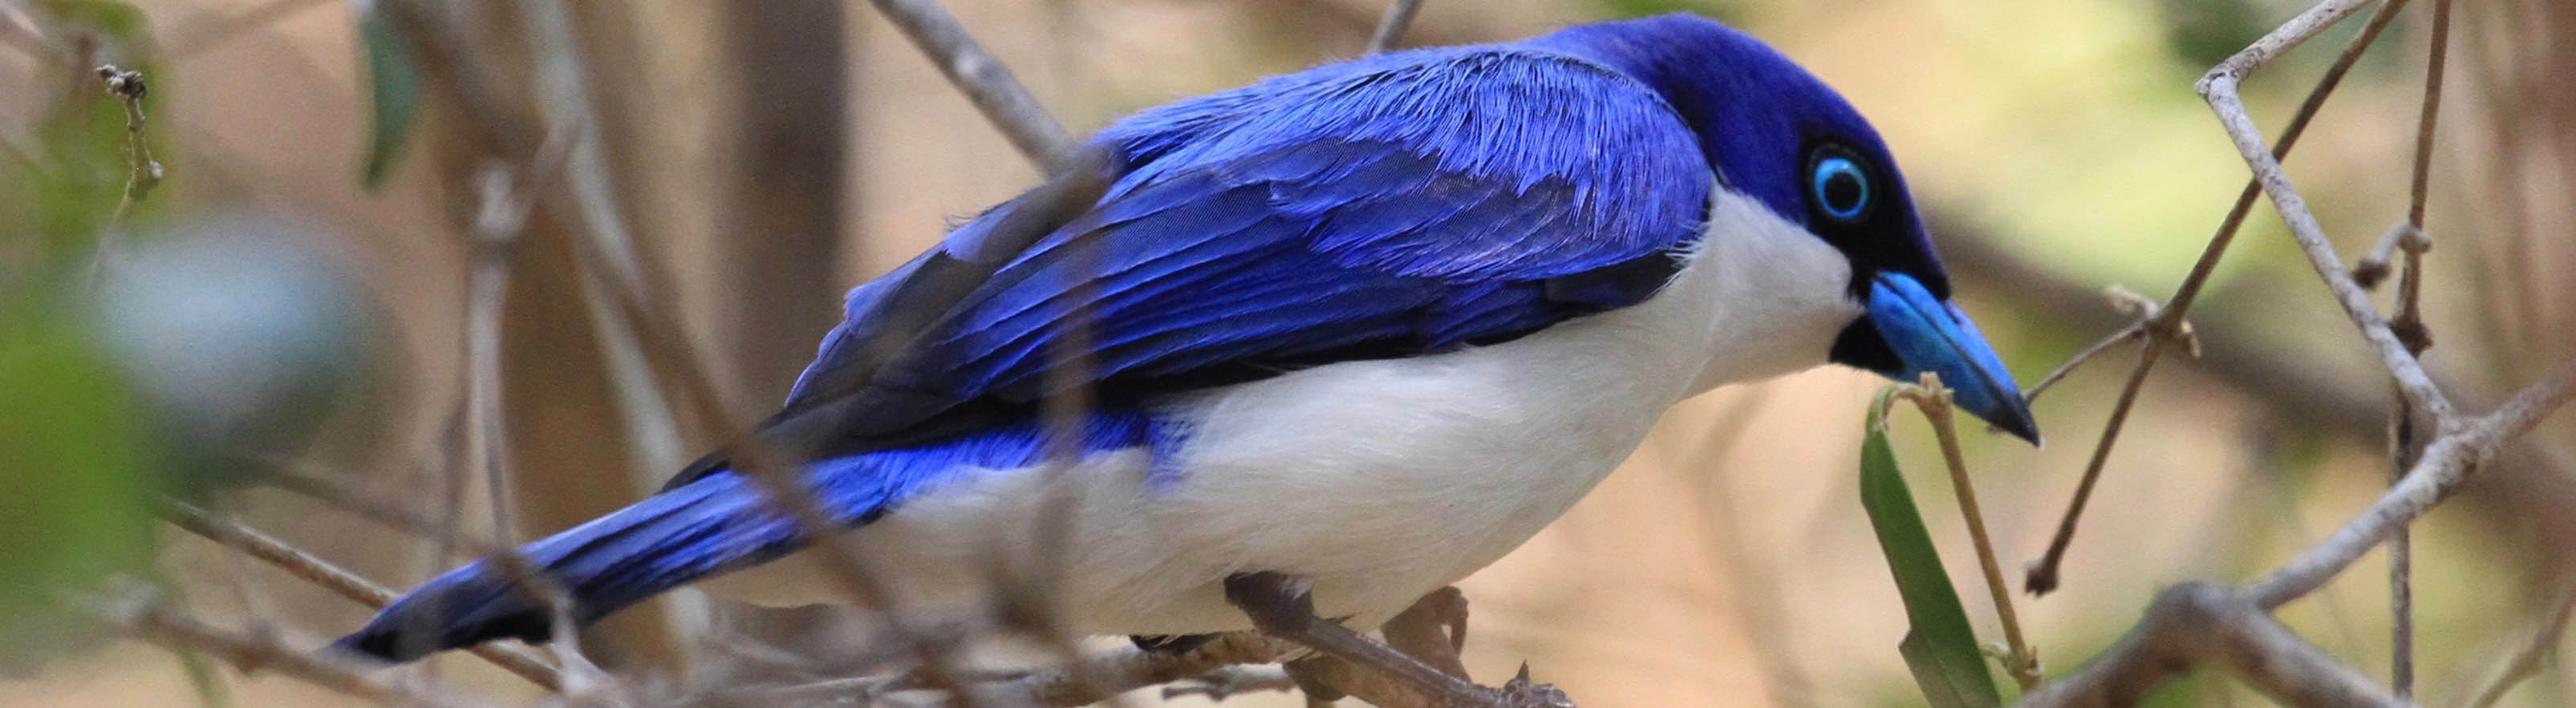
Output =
[
  {"x1": 331, "y1": 411, "x2": 1163, "y2": 662},
  {"x1": 330, "y1": 473, "x2": 805, "y2": 662}
]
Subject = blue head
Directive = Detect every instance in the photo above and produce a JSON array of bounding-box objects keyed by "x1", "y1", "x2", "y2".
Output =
[{"x1": 1540, "y1": 15, "x2": 2038, "y2": 442}]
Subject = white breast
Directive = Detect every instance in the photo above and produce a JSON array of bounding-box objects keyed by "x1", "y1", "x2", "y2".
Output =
[{"x1": 699, "y1": 187, "x2": 1862, "y2": 636}]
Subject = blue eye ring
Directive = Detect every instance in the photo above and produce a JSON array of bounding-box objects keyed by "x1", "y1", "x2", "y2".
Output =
[{"x1": 1808, "y1": 152, "x2": 1871, "y2": 223}]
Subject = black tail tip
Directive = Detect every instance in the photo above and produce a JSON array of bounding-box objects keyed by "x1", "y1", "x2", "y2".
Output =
[
  {"x1": 325, "y1": 626, "x2": 415, "y2": 665},
  {"x1": 327, "y1": 606, "x2": 558, "y2": 665}
]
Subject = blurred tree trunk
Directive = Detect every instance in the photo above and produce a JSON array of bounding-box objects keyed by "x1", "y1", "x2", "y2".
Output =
[{"x1": 718, "y1": 0, "x2": 850, "y2": 417}]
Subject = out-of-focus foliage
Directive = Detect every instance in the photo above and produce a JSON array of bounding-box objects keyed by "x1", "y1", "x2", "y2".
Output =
[
  {"x1": 1860, "y1": 390, "x2": 2002, "y2": 708},
  {"x1": 1589, "y1": 0, "x2": 1749, "y2": 24},
  {"x1": 0, "y1": 300, "x2": 164, "y2": 667},
  {"x1": 0, "y1": 83, "x2": 142, "y2": 276},
  {"x1": 357, "y1": 3, "x2": 420, "y2": 188},
  {"x1": 2152, "y1": 0, "x2": 2274, "y2": 68},
  {"x1": 94, "y1": 218, "x2": 381, "y2": 480},
  {"x1": 27, "y1": 0, "x2": 145, "y2": 37},
  {"x1": 0, "y1": 5, "x2": 168, "y2": 657},
  {"x1": 0, "y1": 2, "x2": 376, "y2": 671}
]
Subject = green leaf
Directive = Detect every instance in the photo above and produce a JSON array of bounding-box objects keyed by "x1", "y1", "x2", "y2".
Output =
[
  {"x1": 1861, "y1": 390, "x2": 2002, "y2": 708},
  {"x1": 357, "y1": 5, "x2": 420, "y2": 188}
]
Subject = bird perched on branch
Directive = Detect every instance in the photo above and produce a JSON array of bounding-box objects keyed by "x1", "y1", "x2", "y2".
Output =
[{"x1": 338, "y1": 12, "x2": 2036, "y2": 702}]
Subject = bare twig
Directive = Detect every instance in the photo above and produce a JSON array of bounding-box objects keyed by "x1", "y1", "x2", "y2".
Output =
[
  {"x1": 251, "y1": 455, "x2": 537, "y2": 562},
  {"x1": 2196, "y1": 0, "x2": 2453, "y2": 423},
  {"x1": 1161, "y1": 665, "x2": 1298, "y2": 701},
  {"x1": 735, "y1": 632, "x2": 1306, "y2": 707},
  {"x1": 2247, "y1": 362, "x2": 2574, "y2": 609},
  {"x1": 2022, "y1": 285, "x2": 2195, "y2": 403},
  {"x1": 2013, "y1": 2, "x2": 2576, "y2": 702},
  {"x1": 2018, "y1": 385, "x2": 2576, "y2": 705},
  {"x1": 2020, "y1": 325, "x2": 2141, "y2": 404},
  {"x1": 2351, "y1": 223, "x2": 2424, "y2": 289},
  {"x1": 457, "y1": 160, "x2": 619, "y2": 687},
  {"x1": 866, "y1": 0, "x2": 1074, "y2": 170},
  {"x1": 154, "y1": 498, "x2": 565, "y2": 690},
  {"x1": 2014, "y1": 583, "x2": 2404, "y2": 708},
  {"x1": 1365, "y1": 0, "x2": 1426, "y2": 55},
  {"x1": 90, "y1": 64, "x2": 162, "y2": 284},
  {"x1": 2023, "y1": 0, "x2": 2414, "y2": 596},
  {"x1": 2381, "y1": 0, "x2": 2452, "y2": 695},
  {"x1": 1892, "y1": 374, "x2": 2041, "y2": 690},
  {"x1": 77, "y1": 592, "x2": 464, "y2": 706}
]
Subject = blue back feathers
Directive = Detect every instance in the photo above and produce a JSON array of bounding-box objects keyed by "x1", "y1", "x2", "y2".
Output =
[{"x1": 793, "y1": 24, "x2": 1726, "y2": 439}]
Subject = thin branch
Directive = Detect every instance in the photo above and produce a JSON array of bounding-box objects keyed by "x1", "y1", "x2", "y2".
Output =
[
  {"x1": 2196, "y1": 0, "x2": 2454, "y2": 423},
  {"x1": 253, "y1": 455, "x2": 532, "y2": 561},
  {"x1": 866, "y1": 0, "x2": 1074, "y2": 170},
  {"x1": 89, "y1": 64, "x2": 162, "y2": 285},
  {"x1": 2351, "y1": 223, "x2": 2424, "y2": 289},
  {"x1": 2382, "y1": 0, "x2": 2452, "y2": 696},
  {"x1": 154, "y1": 498, "x2": 565, "y2": 690},
  {"x1": 78, "y1": 593, "x2": 465, "y2": 706},
  {"x1": 1893, "y1": 375, "x2": 2041, "y2": 690},
  {"x1": 2023, "y1": 0, "x2": 2414, "y2": 596},
  {"x1": 1365, "y1": 0, "x2": 1426, "y2": 55},
  {"x1": 2022, "y1": 285, "x2": 2194, "y2": 403},
  {"x1": 733, "y1": 632, "x2": 1305, "y2": 707},
  {"x1": 2247, "y1": 362, "x2": 2575, "y2": 609},
  {"x1": 2014, "y1": 583, "x2": 2404, "y2": 708},
  {"x1": 2018, "y1": 5, "x2": 2576, "y2": 701},
  {"x1": 2033, "y1": 366, "x2": 2576, "y2": 702},
  {"x1": 2383, "y1": 400, "x2": 2420, "y2": 698},
  {"x1": 1160, "y1": 666, "x2": 1298, "y2": 701},
  {"x1": 2020, "y1": 325, "x2": 2142, "y2": 404}
]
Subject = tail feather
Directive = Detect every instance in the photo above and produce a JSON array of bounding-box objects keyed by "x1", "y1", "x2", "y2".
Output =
[
  {"x1": 330, "y1": 473, "x2": 801, "y2": 662},
  {"x1": 332, "y1": 411, "x2": 1155, "y2": 663}
]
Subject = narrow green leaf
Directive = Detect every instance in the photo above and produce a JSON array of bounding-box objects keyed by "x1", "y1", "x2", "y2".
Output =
[
  {"x1": 357, "y1": 5, "x2": 420, "y2": 188},
  {"x1": 1860, "y1": 390, "x2": 2002, "y2": 708}
]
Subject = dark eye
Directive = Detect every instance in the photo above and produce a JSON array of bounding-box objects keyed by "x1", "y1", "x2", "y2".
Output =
[{"x1": 1809, "y1": 152, "x2": 1870, "y2": 222}]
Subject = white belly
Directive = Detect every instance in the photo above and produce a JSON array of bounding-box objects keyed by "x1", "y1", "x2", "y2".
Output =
[
  {"x1": 698, "y1": 187, "x2": 1862, "y2": 635},
  {"x1": 701, "y1": 330, "x2": 1672, "y2": 635}
]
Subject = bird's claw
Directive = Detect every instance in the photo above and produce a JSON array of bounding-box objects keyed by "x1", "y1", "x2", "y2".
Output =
[{"x1": 1438, "y1": 664, "x2": 1572, "y2": 708}]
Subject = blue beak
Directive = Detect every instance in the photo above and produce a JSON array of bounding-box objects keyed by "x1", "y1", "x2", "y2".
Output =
[{"x1": 1866, "y1": 273, "x2": 2040, "y2": 444}]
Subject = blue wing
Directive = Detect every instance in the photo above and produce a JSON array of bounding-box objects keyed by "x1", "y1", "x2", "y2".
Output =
[{"x1": 776, "y1": 47, "x2": 1712, "y2": 455}]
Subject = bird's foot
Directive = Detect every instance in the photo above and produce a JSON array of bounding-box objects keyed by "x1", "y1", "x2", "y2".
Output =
[
  {"x1": 1383, "y1": 585, "x2": 1471, "y2": 678},
  {"x1": 1223, "y1": 572, "x2": 1575, "y2": 708},
  {"x1": 1484, "y1": 664, "x2": 1575, "y2": 708}
]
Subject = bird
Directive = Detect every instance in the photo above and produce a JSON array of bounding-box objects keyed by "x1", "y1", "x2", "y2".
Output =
[{"x1": 335, "y1": 11, "x2": 2038, "y2": 701}]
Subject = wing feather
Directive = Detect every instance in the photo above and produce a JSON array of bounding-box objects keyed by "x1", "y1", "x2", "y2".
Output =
[{"x1": 744, "y1": 47, "x2": 1713, "y2": 470}]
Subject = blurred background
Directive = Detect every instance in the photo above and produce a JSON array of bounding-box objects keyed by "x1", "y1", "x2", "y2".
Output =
[{"x1": 2, "y1": 0, "x2": 2573, "y2": 706}]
